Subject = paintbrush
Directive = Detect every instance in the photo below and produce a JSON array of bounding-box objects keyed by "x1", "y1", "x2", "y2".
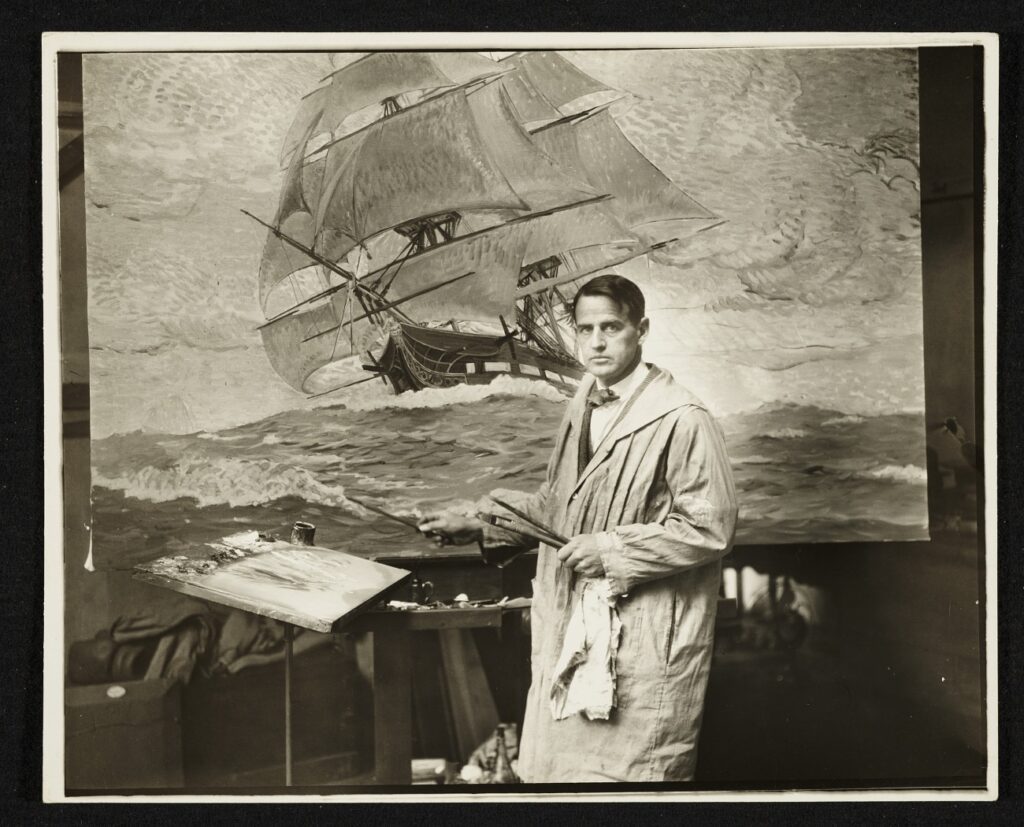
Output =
[
  {"x1": 487, "y1": 496, "x2": 569, "y2": 546},
  {"x1": 345, "y1": 494, "x2": 450, "y2": 545},
  {"x1": 478, "y1": 512, "x2": 566, "y2": 549}
]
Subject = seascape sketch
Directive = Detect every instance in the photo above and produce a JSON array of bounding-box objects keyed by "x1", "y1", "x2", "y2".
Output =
[
  {"x1": 135, "y1": 532, "x2": 410, "y2": 632},
  {"x1": 82, "y1": 48, "x2": 928, "y2": 568}
]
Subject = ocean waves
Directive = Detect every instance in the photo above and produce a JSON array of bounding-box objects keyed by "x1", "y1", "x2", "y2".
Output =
[
  {"x1": 91, "y1": 398, "x2": 929, "y2": 565},
  {"x1": 335, "y1": 374, "x2": 569, "y2": 413},
  {"x1": 93, "y1": 453, "x2": 354, "y2": 509}
]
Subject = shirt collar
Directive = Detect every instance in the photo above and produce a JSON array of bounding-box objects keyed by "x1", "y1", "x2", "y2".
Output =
[{"x1": 595, "y1": 360, "x2": 649, "y2": 401}]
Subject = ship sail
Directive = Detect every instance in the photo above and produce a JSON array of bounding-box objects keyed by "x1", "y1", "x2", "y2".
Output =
[
  {"x1": 466, "y1": 82, "x2": 597, "y2": 211},
  {"x1": 517, "y1": 197, "x2": 637, "y2": 266},
  {"x1": 260, "y1": 291, "x2": 371, "y2": 393},
  {"x1": 319, "y1": 51, "x2": 509, "y2": 133},
  {"x1": 279, "y1": 86, "x2": 329, "y2": 166},
  {"x1": 498, "y1": 51, "x2": 611, "y2": 124},
  {"x1": 320, "y1": 52, "x2": 456, "y2": 132},
  {"x1": 532, "y1": 107, "x2": 716, "y2": 230},
  {"x1": 315, "y1": 82, "x2": 596, "y2": 266},
  {"x1": 258, "y1": 122, "x2": 328, "y2": 312},
  {"x1": 252, "y1": 50, "x2": 720, "y2": 398}
]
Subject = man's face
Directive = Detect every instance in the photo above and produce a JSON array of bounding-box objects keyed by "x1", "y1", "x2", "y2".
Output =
[{"x1": 574, "y1": 295, "x2": 649, "y2": 386}]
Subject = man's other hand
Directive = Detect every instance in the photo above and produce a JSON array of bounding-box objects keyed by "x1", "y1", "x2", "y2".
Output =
[
  {"x1": 556, "y1": 534, "x2": 606, "y2": 578},
  {"x1": 417, "y1": 511, "x2": 485, "y2": 546}
]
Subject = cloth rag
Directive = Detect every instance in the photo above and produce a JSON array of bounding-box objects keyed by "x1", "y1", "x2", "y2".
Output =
[{"x1": 549, "y1": 577, "x2": 622, "y2": 721}]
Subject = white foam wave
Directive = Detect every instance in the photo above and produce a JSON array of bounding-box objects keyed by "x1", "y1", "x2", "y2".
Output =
[
  {"x1": 822, "y1": 414, "x2": 866, "y2": 427},
  {"x1": 733, "y1": 454, "x2": 775, "y2": 465},
  {"x1": 260, "y1": 433, "x2": 282, "y2": 445},
  {"x1": 757, "y1": 428, "x2": 809, "y2": 440},
  {"x1": 861, "y1": 464, "x2": 928, "y2": 485},
  {"x1": 337, "y1": 375, "x2": 569, "y2": 413},
  {"x1": 195, "y1": 431, "x2": 246, "y2": 442},
  {"x1": 93, "y1": 454, "x2": 352, "y2": 508}
]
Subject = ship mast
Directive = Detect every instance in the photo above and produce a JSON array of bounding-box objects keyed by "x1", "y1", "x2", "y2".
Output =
[{"x1": 254, "y1": 50, "x2": 720, "y2": 396}]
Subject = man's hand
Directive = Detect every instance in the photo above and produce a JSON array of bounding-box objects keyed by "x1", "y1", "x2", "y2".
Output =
[
  {"x1": 556, "y1": 534, "x2": 606, "y2": 578},
  {"x1": 417, "y1": 511, "x2": 485, "y2": 546}
]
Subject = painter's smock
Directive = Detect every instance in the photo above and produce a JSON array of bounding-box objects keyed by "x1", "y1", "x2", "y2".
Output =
[{"x1": 484, "y1": 365, "x2": 738, "y2": 782}]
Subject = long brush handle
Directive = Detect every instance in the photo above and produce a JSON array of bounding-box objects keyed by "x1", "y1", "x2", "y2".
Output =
[{"x1": 488, "y1": 497, "x2": 569, "y2": 546}]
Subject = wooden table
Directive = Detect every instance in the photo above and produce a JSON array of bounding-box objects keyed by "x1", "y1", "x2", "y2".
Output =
[{"x1": 346, "y1": 604, "x2": 520, "y2": 786}]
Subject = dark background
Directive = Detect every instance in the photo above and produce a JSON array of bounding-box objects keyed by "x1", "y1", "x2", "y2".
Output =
[{"x1": 3, "y1": 3, "x2": 1022, "y2": 822}]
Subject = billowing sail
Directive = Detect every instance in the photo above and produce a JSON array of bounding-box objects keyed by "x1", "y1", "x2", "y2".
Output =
[
  {"x1": 258, "y1": 138, "x2": 327, "y2": 311},
  {"x1": 321, "y1": 52, "x2": 458, "y2": 133},
  {"x1": 532, "y1": 108, "x2": 716, "y2": 228},
  {"x1": 368, "y1": 224, "x2": 527, "y2": 322},
  {"x1": 429, "y1": 51, "x2": 503, "y2": 84},
  {"x1": 507, "y1": 51, "x2": 609, "y2": 109},
  {"x1": 316, "y1": 86, "x2": 574, "y2": 264},
  {"x1": 279, "y1": 86, "x2": 329, "y2": 166},
  {"x1": 467, "y1": 82, "x2": 597, "y2": 211},
  {"x1": 517, "y1": 197, "x2": 637, "y2": 265},
  {"x1": 498, "y1": 51, "x2": 611, "y2": 124},
  {"x1": 500, "y1": 68, "x2": 562, "y2": 123},
  {"x1": 259, "y1": 292, "x2": 366, "y2": 393}
]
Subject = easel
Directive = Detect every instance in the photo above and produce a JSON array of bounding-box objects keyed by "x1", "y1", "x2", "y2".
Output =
[{"x1": 135, "y1": 536, "x2": 412, "y2": 788}]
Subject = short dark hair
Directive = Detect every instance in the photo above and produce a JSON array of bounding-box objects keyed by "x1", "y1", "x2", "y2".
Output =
[{"x1": 572, "y1": 273, "x2": 646, "y2": 326}]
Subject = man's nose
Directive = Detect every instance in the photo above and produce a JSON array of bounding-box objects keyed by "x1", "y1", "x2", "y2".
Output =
[{"x1": 588, "y1": 329, "x2": 606, "y2": 349}]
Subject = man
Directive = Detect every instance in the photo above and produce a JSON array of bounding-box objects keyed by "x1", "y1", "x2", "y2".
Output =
[{"x1": 418, "y1": 274, "x2": 738, "y2": 783}]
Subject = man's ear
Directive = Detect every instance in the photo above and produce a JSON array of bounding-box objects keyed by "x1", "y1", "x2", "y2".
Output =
[{"x1": 638, "y1": 317, "x2": 650, "y2": 344}]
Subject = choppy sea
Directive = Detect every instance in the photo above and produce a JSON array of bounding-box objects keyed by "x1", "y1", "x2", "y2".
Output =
[{"x1": 91, "y1": 380, "x2": 929, "y2": 570}]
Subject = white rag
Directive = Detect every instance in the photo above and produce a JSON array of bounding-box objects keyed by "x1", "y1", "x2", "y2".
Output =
[{"x1": 549, "y1": 578, "x2": 622, "y2": 721}]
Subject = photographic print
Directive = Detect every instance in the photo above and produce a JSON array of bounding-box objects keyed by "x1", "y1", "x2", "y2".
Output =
[{"x1": 48, "y1": 34, "x2": 992, "y2": 799}]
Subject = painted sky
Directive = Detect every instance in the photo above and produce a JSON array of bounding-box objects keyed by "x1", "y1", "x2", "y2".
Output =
[{"x1": 82, "y1": 49, "x2": 923, "y2": 438}]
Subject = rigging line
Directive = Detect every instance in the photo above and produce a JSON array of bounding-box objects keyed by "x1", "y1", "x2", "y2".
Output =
[
  {"x1": 348, "y1": 257, "x2": 355, "y2": 351},
  {"x1": 302, "y1": 270, "x2": 478, "y2": 340},
  {"x1": 515, "y1": 238, "x2": 679, "y2": 298},
  {"x1": 377, "y1": 239, "x2": 417, "y2": 298},
  {"x1": 261, "y1": 194, "x2": 614, "y2": 327},
  {"x1": 306, "y1": 375, "x2": 377, "y2": 399},
  {"x1": 243, "y1": 210, "x2": 411, "y2": 327}
]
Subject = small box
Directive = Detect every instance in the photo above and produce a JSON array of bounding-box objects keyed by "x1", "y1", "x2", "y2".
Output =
[{"x1": 65, "y1": 678, "x2": 183, "y2": 791}]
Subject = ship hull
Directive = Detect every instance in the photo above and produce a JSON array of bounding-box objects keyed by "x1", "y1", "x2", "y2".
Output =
[{"x1": 371, "y1": 322, "x2": 584, "y2": 395}]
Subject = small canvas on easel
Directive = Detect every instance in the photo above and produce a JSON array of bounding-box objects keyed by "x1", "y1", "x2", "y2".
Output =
[{"x1": 134, "y1": 531, "x2": 411, "y2": 632}]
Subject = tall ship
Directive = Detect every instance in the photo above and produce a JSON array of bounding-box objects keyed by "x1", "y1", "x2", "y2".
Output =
[{"x1": 249, "y1": 51, "x2": 716, "y2": 398}]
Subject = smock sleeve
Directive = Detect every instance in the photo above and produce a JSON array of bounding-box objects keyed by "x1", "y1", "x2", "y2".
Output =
[{"x1": 598, "y1": 407, "x2": 738, "y2": 596}]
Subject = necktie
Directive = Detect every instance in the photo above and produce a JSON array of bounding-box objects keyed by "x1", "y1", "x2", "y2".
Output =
[{"x1": 578, "y1": 387, "x2": 619, "y2": 476}]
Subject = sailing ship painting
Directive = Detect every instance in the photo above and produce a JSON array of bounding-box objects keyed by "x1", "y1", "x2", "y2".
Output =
[
  {"x1": 82, "y1": 47, "x2": 930, "y2": 569},
  {"x1": 252, "y1": 51, "x2": 715, "y2": 399}
]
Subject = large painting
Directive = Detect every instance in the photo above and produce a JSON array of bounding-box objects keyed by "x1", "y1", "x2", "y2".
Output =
[{"x1": 83, "y1": 48, "x2": 927, "y2": 568}]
